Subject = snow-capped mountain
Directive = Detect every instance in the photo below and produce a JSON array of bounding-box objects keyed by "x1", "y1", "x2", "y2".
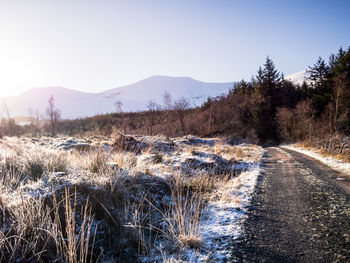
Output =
[
  {"x1": 101, "y1": 76, "x2": 233, "y2": 110},
  {"x1": 285, "y1": 70, "x2": 310, "y2": 85},
  {"x1": 2, "y1": 76, "x2": 233, "y2": 119}
]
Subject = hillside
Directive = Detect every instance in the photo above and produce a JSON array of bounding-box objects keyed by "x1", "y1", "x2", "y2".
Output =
[
  {"x1": 2, "y1": 76, "x2": 233, "y2": 119},
  {"x1": 3, "y1": 87, "x2": 116, "y2": 119},
  {"x1": 102, "y1": 76, "x2": 233, "y2": 109}
]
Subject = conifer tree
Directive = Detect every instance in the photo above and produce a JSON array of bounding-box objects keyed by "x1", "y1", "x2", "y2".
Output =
[
  {"x1": 307, "y1": 57, "x2": 332, "y2": 117},
  {"x1": 252, "y1": 57, "x2": 281, "y2": 143},
  {"x1": 308, "y1": 57, "x2": 329, "y2": 85}
]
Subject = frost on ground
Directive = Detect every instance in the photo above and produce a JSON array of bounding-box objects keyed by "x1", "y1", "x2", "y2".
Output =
[
  {"x1": 0, "y1": 134, "x2": 263, "y2": 262},
  {"x1": 144, "y1": 142, "x2": 265, "y2": 262},
  {"x1": 283, "y1": 144, "x2": 350, "y2": 176},
  {"x1": 184, "y1": 164, "x2": 262, "y2": 262}
]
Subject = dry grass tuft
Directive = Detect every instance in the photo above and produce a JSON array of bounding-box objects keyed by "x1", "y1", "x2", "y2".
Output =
[
  {"x1": 166, "y1": 173, "x2": 203, "y2": 249},
  {"x1": 0, "y1": 188, "x2": 97, "y2": 263},
  {"x1": 112, "y1": 152, "x2": 137, "y2": 169},
  {"x1": 88, "y1": 151, "x2": 108, "y2": 173},
  {"x1": 53, "y1": 188, "x2": 97, "y2": 263},
  {"x1": 46, "y1": 152, "x2": 69, "y2": 173}
]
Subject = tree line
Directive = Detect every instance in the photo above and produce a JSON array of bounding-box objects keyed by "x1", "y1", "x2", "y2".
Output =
[
  {"x1": 2, "y1": 46, "x2": 350, "y2": 148},
  {"x1": 0, "y1": 95, "x2": 61, "y2": 138}
]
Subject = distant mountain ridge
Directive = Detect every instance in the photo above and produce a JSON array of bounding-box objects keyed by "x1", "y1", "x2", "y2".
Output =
[
  {"x1": 3, "y1": 87, "x2": 116, "y2": 119},
  {"x1": 2, "y1": 76, "x2": 233, "y2": 119},
  {"x1": 101, "y1": 76, "x2": 233, "y2": 110},
  {"x1": 2, "y1": 72, "x2": 308, "y2": 120}
]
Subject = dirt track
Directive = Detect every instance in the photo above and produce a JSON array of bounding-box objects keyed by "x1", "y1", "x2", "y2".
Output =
[{"x1": 232, "y1": 147, "x2": 350, "y2": 262}]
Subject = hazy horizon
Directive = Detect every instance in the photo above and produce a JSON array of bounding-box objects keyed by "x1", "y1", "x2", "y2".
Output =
[{"x1": 0, "y1": 74, "x2": 235, "y2": 99}]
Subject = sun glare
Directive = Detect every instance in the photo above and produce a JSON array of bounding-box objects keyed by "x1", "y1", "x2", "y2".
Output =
[
  {"x1": 0, "y1": 38, "x2": 46, "y2": 98},
  {"x1": 0, "y1": 69, "x2": 44, "y2": 98}
]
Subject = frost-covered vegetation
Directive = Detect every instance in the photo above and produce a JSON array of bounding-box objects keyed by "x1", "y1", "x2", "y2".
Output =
[
  {"x1": 283, "y1": 144, "x2": 350, "y2": 176},
  {"x1": 0, "y1": 134, "x2": 263, "y2": 262}
]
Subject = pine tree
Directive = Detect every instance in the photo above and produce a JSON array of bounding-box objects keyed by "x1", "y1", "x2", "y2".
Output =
[
  {"x1": 252, "y1": 57, "x2": 281, "y2": 143},
  {"x1": 307, "y1": 57, "x2": 329, "y2": 86},
  {"x1": 255, "y1": 57, "x2": 281, "y2": 101},
  {"x1": 307, "y1": 57, "x2": 332, "y2": 117}
]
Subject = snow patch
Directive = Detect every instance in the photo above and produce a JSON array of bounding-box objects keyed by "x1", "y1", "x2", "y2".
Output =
[
  {"x1": 189, "y1": 164, "x2": 262, "y2": 262},
  {"x1": 177, "y1": 149, "x2": 265, "y2": 262},
  {"x1": 285, "y1": 70, "x2": 311, "y2": 85},
  {"x1": 283, "y1": 145, "x2": 350, "y2": 176}
]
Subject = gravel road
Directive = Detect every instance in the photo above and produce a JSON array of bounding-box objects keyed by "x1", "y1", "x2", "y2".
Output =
[{"x1": 232, "y1": 147, "x2": 350, "y2": 262}]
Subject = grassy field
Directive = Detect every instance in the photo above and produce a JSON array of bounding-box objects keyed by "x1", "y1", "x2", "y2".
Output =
[{"x1": 0, "y1": 134, "x2": 263, "y2": 262}]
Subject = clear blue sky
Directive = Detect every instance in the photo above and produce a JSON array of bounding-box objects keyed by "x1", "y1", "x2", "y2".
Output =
[{"x1": 0, "y1": 0, "x2": 349, "y2": 96}]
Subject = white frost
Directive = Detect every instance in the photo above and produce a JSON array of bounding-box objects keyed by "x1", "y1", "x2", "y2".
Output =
[
  {"x1": 283, "y1": 145, "x2": 350, "y2": 176},
  {"x1": 182, "y1": 149, "x2": 265, "y2": 262}
]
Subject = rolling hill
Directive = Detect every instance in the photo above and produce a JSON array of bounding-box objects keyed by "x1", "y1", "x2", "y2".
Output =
[
  {"x1": 2, "y1": 76, "x2": 234, "y2": 119},
  {"x1": 2, "y1": 72, "x2": 309, "y2": 120}
]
